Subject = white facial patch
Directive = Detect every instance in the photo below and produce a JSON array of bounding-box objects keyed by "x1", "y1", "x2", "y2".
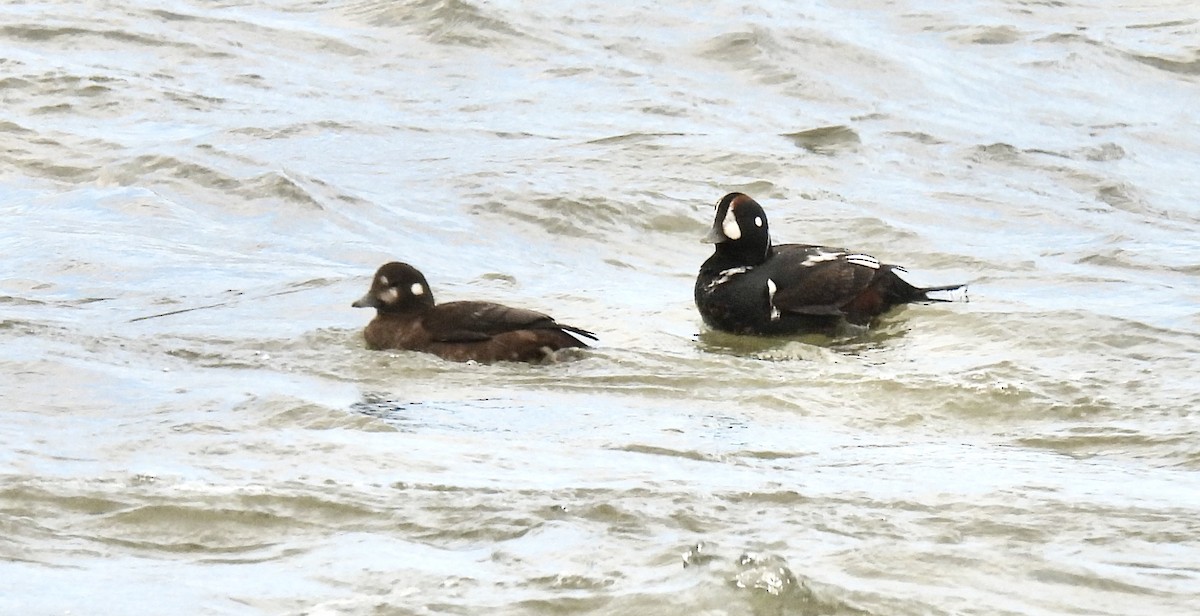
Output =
[
  {"x1": 766, "y1": 278, "x2": 781, "y2": 321},
  {"x1": 379, "y1": 275, "x2": 389, "y2": 286},
  {"x1": 754, "y1": 216, "x2": 763, "y2": 228},
  {"x1": 410, "y1": 283, "x2": 425, "y2": 296},
  {"x1": 721, "y1": 206, "x2": 741, "y2": 240},
  {"x1": 844, "y1": 254, "x2": 880, "y2": 269},
  {"x1": 380, "y1": 287, "x2": 400, "y2": 304},
  {"x1": 801, "y1": 250, "x2": 842, "y2": 267}
]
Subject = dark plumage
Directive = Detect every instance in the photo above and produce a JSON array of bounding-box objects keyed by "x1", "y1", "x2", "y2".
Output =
[
  {"x1": 352, "y1": 262, "x2": 596, "y2": 363},
  {"x1": 695, "y1": 193, "x2": 967, "y2": 335}
]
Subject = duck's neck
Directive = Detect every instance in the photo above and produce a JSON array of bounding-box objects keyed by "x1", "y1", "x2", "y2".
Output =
[{"x1": 706, "y1": 239, "x2": 772, "y2": 271}]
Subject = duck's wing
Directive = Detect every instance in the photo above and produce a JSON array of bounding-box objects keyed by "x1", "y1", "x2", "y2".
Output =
[
  {"x1": 424, "y1": 301, "x2": 594, "y2": 343},
  {"x1": 767, "y1": 244, "x2": 881, "y2": 315}
]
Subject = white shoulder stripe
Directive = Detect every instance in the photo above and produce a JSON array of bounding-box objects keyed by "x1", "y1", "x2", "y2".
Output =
[
  {"x1": 843, "y1": 254, "x2": 880, "y2": 269},
  {"x1": 800, "y1": 250, "x2": 842, "y2": 266},
  {"x1": 706, "y1": 266, "x2": 751, "y2": 290}
]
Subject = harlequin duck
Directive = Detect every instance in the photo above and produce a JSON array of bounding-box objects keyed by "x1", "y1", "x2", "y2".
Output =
[
  {"x1": 352, "y1": 262, "x2": 597, "y2": 363},
  {"x1": 695, "y1": 192, "x2": 967, "y2": 335}
]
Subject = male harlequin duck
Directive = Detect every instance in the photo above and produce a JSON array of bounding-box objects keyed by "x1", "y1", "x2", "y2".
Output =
[
  {"x1": 352, "y1": 262, "x2": 597, "y2": 363},
  {"x1": 695, "y1": 192, "x2": 967, "y2": 335}
]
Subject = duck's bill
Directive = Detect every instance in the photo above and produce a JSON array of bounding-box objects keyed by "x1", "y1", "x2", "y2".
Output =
[{"x1": 702, "y1": 225, "x2": 727, "y2": 244}]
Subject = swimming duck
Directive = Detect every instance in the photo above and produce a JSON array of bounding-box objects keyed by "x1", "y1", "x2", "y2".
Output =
[
  {"x1": 353, "y1": 262, "x2": 596, "y2": 363},
  {"x1": 695, "y1": 192, "x2": 966, "y2": 335}
]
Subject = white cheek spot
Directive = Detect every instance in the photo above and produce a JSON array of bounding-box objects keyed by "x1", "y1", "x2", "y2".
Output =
[
  {"x1": 410, "y1": 283, "x2": 425, "y2": 296},
  {"x1": 767, "y1": 278, "x2": 781, "y2": 321},
  {"x1": 754, "y1": 216, "x2": 763, "y2": 228},
  {"x1": 844, "y1": 254, "x2": 881, "y2": 269},
  {"x1": 380, "y1": 287, "x2": 400, "y2": 304},
  {"x1": 379, "y1": 275, "x2": 389, "y2": 286},
  {"x1": 721, "y1": 207, "x2": 741, "y2": 240}
]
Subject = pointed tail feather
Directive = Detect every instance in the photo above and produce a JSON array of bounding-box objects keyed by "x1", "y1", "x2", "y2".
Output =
[
  {"x1": 920, "y1": 284, "x2": 969, "y2": 303},
  {"x1": 888, "y1": 266, "x2": 969, "y2": 304},
  {"x1": 560, "y1": 324, "x2": 599, "y2": 341}
]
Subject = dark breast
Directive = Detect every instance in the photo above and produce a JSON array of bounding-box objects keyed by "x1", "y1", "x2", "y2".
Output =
[
  {"x1": 694, "y1": 266, "x2": 843, "y2": 336},
  {"x1": 694, "y1": 270, "x2": 765, "y2": 334}
]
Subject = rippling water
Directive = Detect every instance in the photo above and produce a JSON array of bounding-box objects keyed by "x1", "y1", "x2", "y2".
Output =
[{"x1": 3, "y1": 1, "x2": 1199, "y2": 614}]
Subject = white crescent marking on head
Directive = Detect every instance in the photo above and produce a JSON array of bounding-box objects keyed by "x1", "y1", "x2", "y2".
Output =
[
  {"x1": 721, "y1": 206, "x2": 741, "y2": 240},
  {"x1": 381, "y1": 287, "x2": 400, "y2": 303}
]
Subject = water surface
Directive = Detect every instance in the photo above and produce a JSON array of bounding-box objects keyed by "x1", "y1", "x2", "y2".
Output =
[{"x1": 3, "y1": 1, "x2": 1199, "y2": 614}]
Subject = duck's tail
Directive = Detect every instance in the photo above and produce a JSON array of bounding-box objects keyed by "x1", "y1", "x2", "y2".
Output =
[
  {"x1": 887, "y1": 266, "x2": 969, "y2": 304},
  {"x1": 919, "y1": 283, "x2": 969, "y2": 303},
  {"x1": 560, "y1": 324, "x2": 599, "y2": 342}
]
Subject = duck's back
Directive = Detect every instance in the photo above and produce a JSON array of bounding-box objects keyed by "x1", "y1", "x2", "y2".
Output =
[
  {"x1": 696, "y1": 243, "x2": 945, "y2": 334},
  {"x1": 363, "y1": 301, "x2": 593, "y2": 363}
]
